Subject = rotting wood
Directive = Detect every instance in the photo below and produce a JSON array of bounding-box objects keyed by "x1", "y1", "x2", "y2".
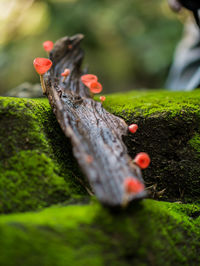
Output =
[{"x1": 44, "y1": 34, "x2": 147, "y2": 206}]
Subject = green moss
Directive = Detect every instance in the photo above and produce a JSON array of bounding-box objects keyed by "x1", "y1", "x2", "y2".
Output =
[
  {"x1": 102, "y1": 90, "x2": 200, "y2": 119},
  {"x1": 0, "y1": 97, "x2": 88, "y2": 213},
  {"x1": 0, "y1": 200, "x2": 199, "y2": 266},
  {"x1": 0, "y1": 150, "x2": 73, "y2": 213},
  {"x1": 1, "y1": 91, "x2": 200, "y2": 209},
  {"x1": 189, "y1": 133, "x2": 200, "y2": 156}
]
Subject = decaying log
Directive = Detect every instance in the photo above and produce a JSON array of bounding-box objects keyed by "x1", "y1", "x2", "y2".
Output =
[{"x1": 44, "y1": 34, "x2": 147, "y2": 206}]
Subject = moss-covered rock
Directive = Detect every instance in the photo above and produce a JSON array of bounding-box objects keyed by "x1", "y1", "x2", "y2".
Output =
[
  {"x1": 1, "y1": 91, "x2": 200, "y2": 213},
  {"x1": 0, "y1": 200, "x2": 199, "y2": 266},
  {"x1": 0, "y1": 97, "x2": 88, "y2": 213},
  {"x1": 103, "y1": 90, "x2": 200, "y2": 203},
  {"x1": 1, "y1": 92, "x2": 200, "y2": 265}
]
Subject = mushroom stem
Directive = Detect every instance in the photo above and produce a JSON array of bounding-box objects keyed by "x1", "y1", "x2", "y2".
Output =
[
  {"x1": 62, "y1": 76, "x2": 67, "y2": 83},
  {"x1": 40, "y1": 74, "x2": 46, "y2": 94}
]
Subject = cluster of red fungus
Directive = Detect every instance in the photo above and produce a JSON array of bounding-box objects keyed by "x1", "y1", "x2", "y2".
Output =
[
  {"x1": 123, "y1": 152, "x2": 150, "y2": 199},
  {"x1": 33, "y1": 39, "x2": 151, "y2": 203},
  {"x1": 33, "y1": 41, "x2": 72, "y2": 93},
  {"x1": 124, "y1": 121, "x2": 151, "y2": 198},
  {"x1": 81, "y1": 74, "x2": 103, "y2": 94},
  {"x1": 81, "y1": 74, "x2": 106, "y2": 104}
]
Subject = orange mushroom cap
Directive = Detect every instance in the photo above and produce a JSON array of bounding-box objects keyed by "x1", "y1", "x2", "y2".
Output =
[
  {"x1": 100, "y1": 96, "x2": 106, "y2": 102},
  {"x1": 89, "y1": 81, "x2": 103, "y2": 94},
  {"x1": 33, "y1": 58, "x2": 52, "y2": 75},
  {"x1": 129, "y1": 124, "x2": 138, "y2": 134},
  {"x1": 61, "y1": 68, "x2": 70, "y2": 77},
  {"x1": 124, "y1": 177, "x2": 144, "y2": 194},
  {"x1": 81, "y1": 74, "x2": 98, "y2": 86},
  {"x1": 134, "y1": 152, "x2": 150, "y2": 169},
  {"x1": 43, "y1": 41, "x2": 54, "y2": 52}
]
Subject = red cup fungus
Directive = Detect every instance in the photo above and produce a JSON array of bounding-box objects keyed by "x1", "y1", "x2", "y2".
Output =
[
  {"x1": 81, "y1": 74, "x2": 98, "y2": 86},
  {"x1": 86, "y1": 155, "x2": 93, "y2": 164},
  {"x1": 43, "y1": 41, "x2": 54, "y2": 53},
  {"x1": 89, "y1": 81, "x2": 103, "y2": 94},
  {"x1": 100, "y1": 96, "x2": 106, "y2": 103},
  {"x1": 134, "y1": 152, "x2": 150, "y2": 169},
  {"x1": 124, "y1": 177, "x2": 144, "y2": 194},
  {"x1": 33, "y1": 58, "x2": 52, "y2": 94},
  {"x1": 129, "y1": 124, "x2": 138, "y2": 134},
  {"x1": 61, "y1": 68, "x2": 70, "y2": 82},
  {"x1": 81, "y1": 74, "x2": 102, "y2": 95}
]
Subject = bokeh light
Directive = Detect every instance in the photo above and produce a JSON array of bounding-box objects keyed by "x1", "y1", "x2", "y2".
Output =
[{"x1": 0, "y1": 0, "x2": 183, "y2": 95}]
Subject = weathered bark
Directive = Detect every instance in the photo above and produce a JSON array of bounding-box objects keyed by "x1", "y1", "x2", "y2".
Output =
[{"x1": 44, "y1": 34, "x2": 146, "y2": 206}]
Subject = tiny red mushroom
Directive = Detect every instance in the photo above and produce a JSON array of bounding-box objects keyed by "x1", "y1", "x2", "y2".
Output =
[
  {"x1": 43, "y1": 40, "x2": 54, "y2": 54},
  {"x1": 81, "y1": 74, "x2": 98, "y2": 87},
  {"x1": 129, "y1": 124, "x2": 138, "y2": 134},
  {"x1": 89, "y1": 81, "x2": 103, "y2": 94},
  {"x1": 61, "y1": 68, "x2": 70, "y2": 82},
  {"x1": 33, "y1": 57, "x2": 52, "y2": 94},
  {"x1": 124, "y1": 177, "x2": 144, "y2": 194},
  {"x1": 86, "y1": 155, "x2": 93, "y2": 164},
  {"x1": 100, "y1": 96, "x2": 106, "y2": 103},
  {"x1": 134, "y1": 152, "x2": 150, "y2": 169},
  {"x1": 122, "y1": 177, "x2": 145, "y2": 206}
]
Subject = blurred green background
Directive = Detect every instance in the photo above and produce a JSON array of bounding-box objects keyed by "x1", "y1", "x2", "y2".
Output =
[{"x1": 0, "y1": 0, "x2": 185, "y2": 94}]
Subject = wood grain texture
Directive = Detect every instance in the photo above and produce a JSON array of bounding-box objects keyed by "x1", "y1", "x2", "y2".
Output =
[{"x1": 44, "y1": 34, "x2": 147, "y2": 206}]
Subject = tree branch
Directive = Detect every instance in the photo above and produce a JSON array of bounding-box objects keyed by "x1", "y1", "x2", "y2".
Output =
[{"x1": 44, "y1": 34, "x2": 147, "y2": 207}]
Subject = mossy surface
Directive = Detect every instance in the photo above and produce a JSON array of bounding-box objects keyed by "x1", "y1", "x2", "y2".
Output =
[
  {"x1": 189, "y1": 133, "x2": 200, "y2": 156},
  {"x1": 0, "y1": 97, "x2": 88, "y2": 213},
  {"x1": 0, "y1": 200, "x2": 199, "y2": 266},
  {"x1": 102, "y1": 90, "x2": 200, "y2": 119},
  {"x1": 1, "y1": 91, "x2": 200, "y2": 212},
  {"x1": 1, "y1": 92, "x2": 200, "y2": 265}
]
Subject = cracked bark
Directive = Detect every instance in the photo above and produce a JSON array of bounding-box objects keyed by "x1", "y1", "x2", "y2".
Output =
[{"x1": 44, "y1": 34, "x2": 147, "y2": 207}]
